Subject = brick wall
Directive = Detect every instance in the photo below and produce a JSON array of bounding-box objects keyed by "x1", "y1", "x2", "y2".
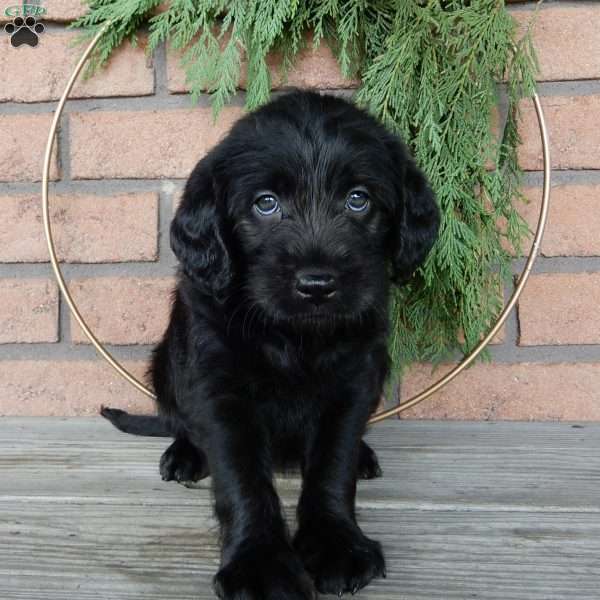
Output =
[{"x1": 1, "y1": 1, "x2": 599, "y2": 420}]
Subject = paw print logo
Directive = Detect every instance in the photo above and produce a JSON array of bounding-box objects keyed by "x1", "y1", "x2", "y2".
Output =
[{"x1": 4, "y1": 15, "x2": 45, "y2": 47}]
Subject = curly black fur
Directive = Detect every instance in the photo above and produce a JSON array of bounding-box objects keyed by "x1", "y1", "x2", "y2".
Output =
[{"x1": 102, "y1": 90, "x2": 439, "y2": 599}]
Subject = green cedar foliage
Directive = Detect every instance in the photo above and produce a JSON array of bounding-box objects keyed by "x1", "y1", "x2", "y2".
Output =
[{"x1": 73, "y1": 1, "x2": 540, "y2": 374}]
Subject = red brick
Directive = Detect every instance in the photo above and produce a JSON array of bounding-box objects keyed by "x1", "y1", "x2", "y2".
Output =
[
  {"x1": 485, "y1": 327, "x2": 506, "y2": 345},
  {"x1": 70, "y1": 107, "x2": 243, "y2": 179},
  {"x1": 400, "y1": 362, "x2": 600, "y2": 421},
  {"x1": 519, "y1": 95, "x2": 600, "y2": 171},
  {"x1": 513, "y1": 5, "x2": 600, "y2": 81},
  {"x1": 264, "y1": 40, "x2": 358, "y2": 90},
  {"x1": 519, "y1": 273, "x2": 600, "y2": 346},
  {"x1": 520, "y1": 184, "x2": 600, "y2": 257},
  {"x1": 43, "y1": 0, "x2": 87, "y2": 21},
  {"x1": 167, "y1": 34, "x2": 356, "y2": 94},
  {"x1": 0, "y1": 360, "x2": 153, "y2": 416},
  {"x1": 0, "y1": 193, "x2": 158, "y2": 263},
  {"x1": 0, "y1": 32, "x2": 154, "y2": 103},
  {"x1": 0, "y1": 279, "x2": 58, "y2": 343},
  {"x1": 458, "y1": 295, "x2": 506, "y2": 345},
  {"x1": 69, "y1": 277, "x2": 174, "y2": 345},
  {"x1": 0, "y1": 113, "x2": 59, "y2": 182}
]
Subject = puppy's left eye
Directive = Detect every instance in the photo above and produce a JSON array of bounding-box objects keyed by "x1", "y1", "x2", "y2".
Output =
[
  {"x1": 254, "y1": 194, "x2": 280, "y2": 216},
  {"x1": 345, "y1": 189, "x2": 370, "y2": 213}
]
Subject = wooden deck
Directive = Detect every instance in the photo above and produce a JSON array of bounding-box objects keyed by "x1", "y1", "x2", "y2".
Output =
[{"x1": 1, "y1": 418, "x2": 599, "y2": 599}]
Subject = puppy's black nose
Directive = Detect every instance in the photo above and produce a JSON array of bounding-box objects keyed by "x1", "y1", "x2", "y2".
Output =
[{"x1": 295, "y1": 269, "x2": 337, "y2": 303}]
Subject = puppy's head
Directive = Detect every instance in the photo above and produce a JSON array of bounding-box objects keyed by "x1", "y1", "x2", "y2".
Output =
[{"x1": 171, "y1": 91, "x2": 439, "y2": 328}]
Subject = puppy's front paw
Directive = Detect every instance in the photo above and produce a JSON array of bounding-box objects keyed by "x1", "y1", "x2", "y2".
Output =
[
  {"x1": 213, "y1": 541, "x2": 315, "y2": 600},
  {"x1": 294, "y1": 518, "x2": 385, "y2": 596}
]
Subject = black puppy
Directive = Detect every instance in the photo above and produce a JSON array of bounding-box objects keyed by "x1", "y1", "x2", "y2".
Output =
[{"x1": 102, "y1": 90, "x2": 439, "y2": 599}]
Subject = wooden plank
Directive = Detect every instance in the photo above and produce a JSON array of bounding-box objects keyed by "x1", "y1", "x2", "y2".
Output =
[
  {"x1": 2, "y1": 417, "x2": 599, "y2": 448},
  {"x1": 1, "y1": 418, "x2": 600, "y2": 598},
  {"x1": 1, "y1": 419, "x2": 599, "y2": 510},
  {"x1": 2, "y1": 502, "x2": 599, "y2": 599}
]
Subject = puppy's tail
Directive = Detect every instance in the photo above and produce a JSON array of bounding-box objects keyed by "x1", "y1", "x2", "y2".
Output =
[{"x1": 100, "y1": 406, "x2": 172, "y2": 437}]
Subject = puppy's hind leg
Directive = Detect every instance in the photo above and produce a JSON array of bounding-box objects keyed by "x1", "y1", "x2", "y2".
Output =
[{"x1": 160, "y1": 438, "x2": 210, "y2": 484}]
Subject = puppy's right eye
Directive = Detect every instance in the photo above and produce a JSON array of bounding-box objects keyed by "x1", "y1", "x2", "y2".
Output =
[{"x1": 254, "y1": 194, "x2": 280, "y2": 216}]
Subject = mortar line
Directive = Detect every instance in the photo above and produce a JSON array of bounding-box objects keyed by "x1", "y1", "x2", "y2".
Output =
[
  {"x1": 4, "y1": 78, "x2": 600, "y2": 116},
  {"x1": 488, "y1": 344, "x2": 600, "y2": 364},
  {"x1": 157, "y1": 185, "x2": 178, "y2": 268},
  {"x1": 535, "y1": 79, "x2": 600, "y2": 97},
  {"x1": 56, "y1": 283, "x2": 64, "y2": 343},
  {"x1": 522, "y1": 170, "x2": 600, "y2": 186},
  {"x1": 5, "y1": 254, "x2": 600, "y2": 280},
  {"x1": 60, "y1": 277, "x2": 74, "y2": 345},
  {"x1": 0, "y1": 261, "x2": 176, "y2": 278},
  {"x1": 502, "y1": 279, "x2": 519, "y2": 350},
  {"x1": 5, "y1": 168, "x2": 600, "y2": 196},
  {"x1": 0, "y1": 89, "x2": 244, "y2": 114},
  {"x1": 512, "y1": 257, "x2": 600, "y2": 274},
  {"x1": 0, "y1": 343, "x2": 153, "y2": 361},
  {"x1": 153, "y1": 41, "x2": 169, "y2": 99},
  {"x1": 3, "y1": 340, "x2": 600, "y2": 364},
  {"x1": 0, "y1": 179, "x2": 187, "y2": 194},
  {"x1": 512, "y1": 277, "x2": 523, "y2": 347},
  {"x1": 508, "y1": 0, "x2": 596, "y2": 11},
  {"x1": 57, "y1": 107, "x2": 70, "y2": 181}
]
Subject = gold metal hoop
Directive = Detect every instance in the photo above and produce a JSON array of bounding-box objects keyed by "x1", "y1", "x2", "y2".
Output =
[{"x1": 42, "y1": 22, "x2": 551, "y2": 423}]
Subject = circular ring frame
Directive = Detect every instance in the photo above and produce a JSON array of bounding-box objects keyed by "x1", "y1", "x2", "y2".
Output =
[{"x1": 42, "y1": 22, "x2": 551, "y2": 425}]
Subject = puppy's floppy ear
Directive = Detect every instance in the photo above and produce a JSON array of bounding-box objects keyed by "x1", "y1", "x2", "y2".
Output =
[
  {"x1": 387, "y1": 139, "x2": 440, "y2": 284},
  {"x1": 170, "y1": 157, "x2": 232, "y2": 299}
]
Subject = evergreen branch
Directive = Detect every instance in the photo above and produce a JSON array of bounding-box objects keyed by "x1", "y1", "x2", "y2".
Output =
[{"x1": 73, "y1": 0, "x2": 540, "y2": 379}]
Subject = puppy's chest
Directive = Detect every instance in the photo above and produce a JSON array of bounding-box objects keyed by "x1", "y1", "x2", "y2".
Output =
[
  {"x1": 243, "y1": 336, "x2": 357, "y2": 398},
  {"x1": 254, "y1": 382, "x2": 322, "y2": 465},
  {"x1": 236, "y1": 338, "x2": 374, "y2": 462},
  {"x1": 244, "y1": 361, "x2": 331, "y2": 413},
  {"x1": 237, "y1": 340, "x2": 365, "y2": 444}
]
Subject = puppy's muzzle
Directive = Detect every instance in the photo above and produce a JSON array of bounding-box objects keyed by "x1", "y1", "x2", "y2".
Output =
[{"x1": 295, "y1": 269, "x2": 337, "y2": 305}]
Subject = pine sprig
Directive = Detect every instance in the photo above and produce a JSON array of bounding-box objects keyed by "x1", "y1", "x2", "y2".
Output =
[
  {"x1": 72, "y1": 0, "x2": 540, "y2": 377},
  {"x1": 71, "y1": 0, "x2": 161, "y2": 74}
]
